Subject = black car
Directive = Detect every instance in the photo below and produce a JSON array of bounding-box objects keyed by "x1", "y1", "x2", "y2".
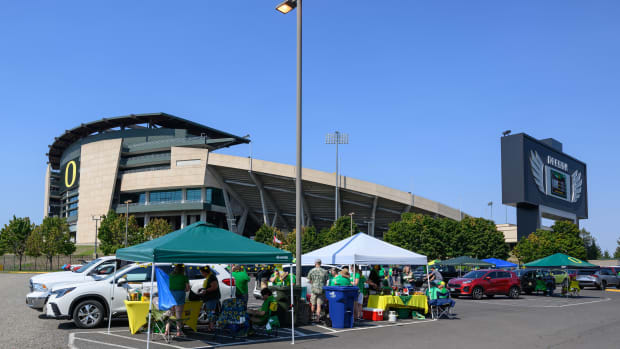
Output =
[{"x1": 515, "y1": 269, "x2": 556, "y2": 295}]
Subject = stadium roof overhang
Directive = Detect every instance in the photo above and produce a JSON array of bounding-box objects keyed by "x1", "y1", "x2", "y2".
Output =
[
  {"x1": 206, "y1": 154, "x2": 464, "y2": 237},
  {"x1": 47, "y1": 113, "x2": 249, "y2": 170}
]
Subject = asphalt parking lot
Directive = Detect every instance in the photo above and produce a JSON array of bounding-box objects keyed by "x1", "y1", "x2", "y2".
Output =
[{"x1": 4, "y1": 273, "x2": 620, "y2": 349}]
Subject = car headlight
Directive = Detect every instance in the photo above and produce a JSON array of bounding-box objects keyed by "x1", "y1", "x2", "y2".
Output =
[
  {"x1": 33, "y1": 283, "x2": 48, "y2": 292},
  {"x1": 51, "y1": 287, "x2": 75, "y2": 298},
  {"x1": 462, "y1": 280, "x2": 472, "y2": 284}
]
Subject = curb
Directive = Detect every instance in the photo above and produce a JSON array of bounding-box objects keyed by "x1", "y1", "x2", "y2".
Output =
[{"x1": 1, "y1": 271, "x2": 48, "y2": 274}]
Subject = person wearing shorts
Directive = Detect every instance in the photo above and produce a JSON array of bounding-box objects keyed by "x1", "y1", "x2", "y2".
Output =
[
  {"x1": 199, "y1": 266, "x2": 221, "y2": 331},
  {"x1": 352, "y1": 266, "x2": 366, "y2": 320},
  {"x1": 307, "y1": 259, "x2": 329, "y2": 321},
  {"x1": 167, "y1": 264, "x2": 190, "y2": 337}
]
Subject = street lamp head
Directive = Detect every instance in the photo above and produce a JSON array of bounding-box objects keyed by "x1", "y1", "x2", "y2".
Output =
[
  {"x1": 488, "y1": 201, "x2": 493, "y2": 206},
  {"x1": 276, "y1": 0, "x2": 296, "y2": 14},
  {"x1": 502, "y1": 130, "x2": 511, "y2": 137},
  {"x1": 124, "y1": 200, "x2": 132, "y2": 204}
]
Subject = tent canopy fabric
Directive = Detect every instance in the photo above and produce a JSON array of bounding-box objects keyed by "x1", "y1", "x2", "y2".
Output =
[
  {"x1": 482, "y1": 258, "x2": 517, "y2": 268},
  {"x1": 440, "y1": 256, "x2": 494, "y2": 267},
  {"x1": 524, "y1": 253, "x2": 597, "y2": 268},
  {"x1": 300, "y1": 233, "x2": 427, "y2": 266},
  {"x1": 116, "y1": 222, "x2": 292, "y2": 264}
]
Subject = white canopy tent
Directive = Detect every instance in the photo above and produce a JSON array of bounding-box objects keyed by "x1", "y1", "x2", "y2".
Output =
[{"x1": 300, "y1": 233, "x2": 427, "y2": 266}]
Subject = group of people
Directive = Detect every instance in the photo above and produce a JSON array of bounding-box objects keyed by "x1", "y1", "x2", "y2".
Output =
[{"x1": 164, "y1": 264, "x2": 252, "y2": 337}]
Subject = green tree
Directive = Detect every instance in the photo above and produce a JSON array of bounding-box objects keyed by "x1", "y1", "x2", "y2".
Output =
[
  {"x1": 457, "y1": 217, "x2": 509, "y2": 260},
  {"x1": 603, "y1": 250, "x2": 611, "y2": 259},
  {"x1": 322, "y1": 216, "x2": 359, "y2": 245},
  {"x1": 144, "y1": 218, "x2": 173, "y2": 240},
  {"x1": 580, "y1": 228, "x2": 602, "y2": 260},
  {"x1": 284, "y1": 226, "x2": 323, "y2": 254},
  {"x1": 0, "y1": 216, "x2": 35, "y2": 270},
  {"x1": 614, "y1": 238, "x2": 620, "y2": 259},
  {"x1": 513, "y1": 221, "x2": 587, "y2": 263},
  {"x1": 98, "y1": 210, "x2": 145, "y2": 255},
  {"x1": 34, "y1": 217, "x2": 75, "y2": 270},
  {"x1": 253, "y1": 224, "x2": 285, "y2": 248}
]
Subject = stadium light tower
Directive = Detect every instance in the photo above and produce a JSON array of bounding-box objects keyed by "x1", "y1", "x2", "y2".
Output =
[
  {"x1": 275, "y1": 0, "x2": 302, "y2": 288},
  {"x1": 326, "y1": 131, "x2": 349, "y2": 220},
  {"x1": 91, "y1": 215, "x2": 101, "y2": 258}
]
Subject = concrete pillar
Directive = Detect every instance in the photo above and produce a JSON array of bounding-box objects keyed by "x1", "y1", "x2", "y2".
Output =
[
  {"x1": 144, "y1": 213, "x2": 150, "y2": 227},
  {"x1": 182, "y1": 188, "x2": 187, "y2": 203},
  {"x1": 200, "y1": 211, "x2": 207, "y2": 223},
  {"x1": 145, "y1": 191, "x2": 150, "y2": 205},
  {"x1": 181, "y1": 212, "x2": 187, "y2": 228},
  {"x1": 201, "y1": 187, "x2": 206, "y2": 203}
]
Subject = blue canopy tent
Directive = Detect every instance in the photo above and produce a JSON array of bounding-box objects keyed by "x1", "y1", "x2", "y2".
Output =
[{"x1": 482, "y1": 258, "x2": 517, "y2": 268}]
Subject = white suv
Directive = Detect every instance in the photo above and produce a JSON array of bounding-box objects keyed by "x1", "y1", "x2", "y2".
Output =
[
  {"x1": 44, "y1": 263, "x2": 234, "y2": 328},
  {"x1": 27, "y1": 256, "x2": 130, "y2": 310}
]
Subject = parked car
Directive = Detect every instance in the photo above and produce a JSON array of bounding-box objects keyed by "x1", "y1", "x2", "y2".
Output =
[
  {"x1": 577, "y1": 268, "x2": 619, "y2": 290},
  {"x1": 26, "y1": 256, "x2": 131, "y2": 311},
  {"x1": 550, "y1": 269, "x2": 570, "y2": 287},
  {"x1": 447, "y1": 269, "x2": 521, "y2": 300},
  {"x1": 44, "y1": 263, "x2": 234, "y2": 328},
  {"x1": 516, "y1": 269, "x2": 556, "y2": 295}
]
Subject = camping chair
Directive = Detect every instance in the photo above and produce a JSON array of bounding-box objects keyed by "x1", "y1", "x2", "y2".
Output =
[
  {"x1": 569, "y1": 279, "x2": 580, "y2": 297},
  {"x1": 214, "y1": 298, "x2": 249, "y2": 339},
  {"x1": 429, "y1": 291, "x2": 455, "y2": 319},
  {"x1": 534, "y1": 279, "x2": 547, "y2": 295},
  {"x1": 144, "y1": 309, "x2": 172, "y2": 343},
  {"x1": 251, "y1": 300, "x2": 280, "y2": 338}
]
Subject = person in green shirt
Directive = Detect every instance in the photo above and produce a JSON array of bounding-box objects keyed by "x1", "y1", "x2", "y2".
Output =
[
  {"x1": 167, "y1": 264, "x2": 190, "y2": 337},
  {"x1": 352, "y1": 266, "x2": 366, "y2": 320},
  {"x1": 327, "y1": 268, "x2": 339, "y2": 286},
  {"x1": 248, "y1": 288, "x2": 276, "y2": 325},
  {"x1": 269, "y1": 269, "x2": 287, "y2": 286},
  {"x1": 334, "y1": 270, "x2": 352, "y2": 286},
  {"x1": 231, "y1": 265, "x2": 251, "y2": 307}
]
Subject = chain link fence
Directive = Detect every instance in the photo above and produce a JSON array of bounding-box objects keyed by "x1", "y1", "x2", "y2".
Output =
[{"x1": 0, "y1": 254, "x2": 94, "y2": 272}]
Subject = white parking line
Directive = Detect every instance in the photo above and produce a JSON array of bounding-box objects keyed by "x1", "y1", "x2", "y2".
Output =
[
  {"x1": 71, "y1": 336, "x2": 139, "y2": 349},
  {"x1": 472, "y1": 297, "x2": 611, "y2": 308}
]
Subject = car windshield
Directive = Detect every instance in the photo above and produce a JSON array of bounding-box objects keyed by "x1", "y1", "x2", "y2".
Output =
[
  {"x1": 463, "y1": 271, "x2": 487, "y2": 279},
  {"x1": 578, "y1": 270, "x2": 596, "y2": 275},
  {"x1": 74, "y1": 258, "x2": 102, "y2": 273},
  {"x1": 514, "y1": 270, "x2": 526, "y2": 277},
  {"x1": 413, "y1": 266, "x2": 426, "y2": 272},
  {"x1": 101, "y1": 263, "x2": 135, "y2": 280}
]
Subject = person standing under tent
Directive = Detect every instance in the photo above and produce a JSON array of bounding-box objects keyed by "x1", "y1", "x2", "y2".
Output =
[
  {"x1": 334, "y1": 269, "x2": 352, "y2": 286},
  {"x1": 327, "y1": 267, "x2": 339, "y2": 286},
  {"x1": 198, "y1": 266, "x2": 220, "y2": 331},
  {"x1": 352, "y1": 266, "x2": 367, "y2": 320},
  {"x1": 231, "y1": 265, "x2": 250, "y2": 308},
  {"x1": 307, "y1": 259, "x2": 329, "y2": 322},
  {"x1": 167, "y1": 264, "x2": 190, "y2": 337},
  {"x1": 368, "y1": 265, "x2": 381, "y2": 293}
]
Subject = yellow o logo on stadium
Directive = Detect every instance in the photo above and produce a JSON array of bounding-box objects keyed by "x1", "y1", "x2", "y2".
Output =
[
  {"x1": 567, "y1": 257, "x2": 582, "y2": 264},
  {"x1": 65, "y1": 161, "x2": 77, "y2": 188}
]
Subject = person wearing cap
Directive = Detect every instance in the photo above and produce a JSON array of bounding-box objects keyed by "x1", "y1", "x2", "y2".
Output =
[
  {"x1": 424, "y1": 265, "x2": 443, "y2": 286},
  {"x1": 307, "y1": 259, "x2": 329, "y2": 322}
]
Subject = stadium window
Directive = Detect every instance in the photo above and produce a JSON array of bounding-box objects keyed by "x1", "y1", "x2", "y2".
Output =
[
  {"x1": 186, "y1": 188, "x2": 202, "y2": 202},
  {"x1": 150, "y1": 190, "x2": 182, "y2": 203}
]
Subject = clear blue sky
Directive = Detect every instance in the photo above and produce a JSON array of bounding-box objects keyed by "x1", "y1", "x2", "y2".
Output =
[{"x1": 1, "y1": 1, "x2": 618, "y2": 252}]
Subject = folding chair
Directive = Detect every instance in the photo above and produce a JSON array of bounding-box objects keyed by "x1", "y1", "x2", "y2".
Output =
[
  {"x1": 145, "y1": 309, "x2": 172, "y2": 343},
  {"x1": 214, "y1": 298, "x2": 249, "y2": 339},
  {"x1": 429, "y1": 292, "x2": 455, "y2": 319},
  {"x1": 251, "y1": 301, "x2": 280, "y2": 338},
  {"x1": 569, "y1": 279, "x2": 580, "y2": 297}
]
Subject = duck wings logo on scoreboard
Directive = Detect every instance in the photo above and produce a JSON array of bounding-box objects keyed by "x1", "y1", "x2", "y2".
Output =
[{"x1": 529, "y1": 150, "x2": 582, "y2": 203}]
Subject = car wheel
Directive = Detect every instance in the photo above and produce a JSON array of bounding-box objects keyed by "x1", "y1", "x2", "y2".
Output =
[
  {"x1": 73, "y1": 300, "x2": 105, "y2": 329},
  {"x1": 509, "y1": 286, "x2": 520, "y2": 299},
  {"x1": 472, "y1": 287, "x2": 484, "y2": 300}
]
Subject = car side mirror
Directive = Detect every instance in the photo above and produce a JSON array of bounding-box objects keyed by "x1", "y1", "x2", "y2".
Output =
[
  {"x1": 117, "y1": 278, "x2": 127, "y2": 286},
  {"x1": 485, "y1": 276, "x2": 491, "y2": 280}
]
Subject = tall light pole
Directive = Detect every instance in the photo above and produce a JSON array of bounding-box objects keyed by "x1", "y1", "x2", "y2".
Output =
[
  {"x1": 124, "y1": 200, "x2": 132, "y2": 247},
  {"x1": 488, "y1": 201, "x2": 493, "y2": 220},
  {"x1": 326, "y1": 131, "x2": 349, "y2": 220},
  {"x1": 276, "y1": 0, "x2": 302, "y2": 286},
  {"x1": 348, "y1": 212, "x2": 354, "y2": 236},
  {"x1": 91, "y1": 215, "x2": 101, "y2": 258}
]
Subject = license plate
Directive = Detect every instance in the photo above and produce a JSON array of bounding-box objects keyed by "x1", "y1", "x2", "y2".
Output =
[{"x1": 450, "y1": 288, "x2": 455, "y2": 292}]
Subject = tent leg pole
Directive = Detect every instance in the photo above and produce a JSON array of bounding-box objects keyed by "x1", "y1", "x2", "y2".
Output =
[
  {"x1": 290, "y1": 263, "x2": 295, "y2": 344},
  {"x1": 230, "y1": 264, "x2": 234, "y2": 298},
  {"x1": 426, "y1": 265, "x2": 433, "y2": 320},
  {"x1": 107, "y1": 263, "x2": 117, "y2": 335},
  {"x1": 146, "y1": 264, "x2": 155, "y2": 349}
]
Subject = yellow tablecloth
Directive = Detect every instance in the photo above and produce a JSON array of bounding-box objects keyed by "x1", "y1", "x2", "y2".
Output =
[
  {"x1": 125, "y1": 300, "x2": 202, "y2": 334},
  {"x1": 367, "y1": 295, "x2": 428, "y2": 314}
]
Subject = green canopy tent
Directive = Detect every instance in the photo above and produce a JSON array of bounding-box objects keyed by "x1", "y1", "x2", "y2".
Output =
[
  {"x1": 524, "y1": 253, "x2": 597, "y2": 268},
  {"x1": 440, "y1": 256, "x2": 495, "y2": 277},
  {"x1": 524, "y1": 253, "x2": 597, "y2": 299},
  {"x1": 110, "y1": 222, "x2": 294, "y2": 347}
]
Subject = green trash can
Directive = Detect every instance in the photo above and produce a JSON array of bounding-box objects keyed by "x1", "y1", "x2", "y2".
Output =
[{"x1": 268, "y1": 286, "x2": 303, "y2": 327}]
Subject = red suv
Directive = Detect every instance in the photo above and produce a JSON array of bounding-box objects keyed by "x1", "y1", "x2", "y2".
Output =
[{"x1": 447, "y1": 269, "x2": 521, "y2": 300}]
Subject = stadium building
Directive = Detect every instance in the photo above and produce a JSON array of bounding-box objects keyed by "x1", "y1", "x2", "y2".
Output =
[{"x1": 44, "y1": 113, "x2": 464, "y2": 244}]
